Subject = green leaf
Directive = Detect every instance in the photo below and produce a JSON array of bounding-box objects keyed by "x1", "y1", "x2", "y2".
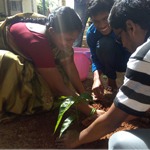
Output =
[
  {"x1": 80, "y1": 93, "x2": 93, "y2": 100},
  {"x1": 59, "y1": 115, "x2": 76, "y2": 138},
  {"x1": 53, "y1": 93, "x2": 94, "y2": 137},
  {"x1": 54, "y1": 96, "x2": 75, "y2": 133},
  {"x1": 52, "y1": 96, "x2": 68, "y2": 110},
  {"x1": 76, "y1": 93, "x2": 93, "y2": 104}
]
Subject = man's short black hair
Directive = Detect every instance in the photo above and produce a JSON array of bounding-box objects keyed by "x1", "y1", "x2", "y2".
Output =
[
  {"x1": 108, "y1": 0, "x2": 150, "y2": 31},
  {"x1": 88, "y1": 0, "x2": 114, "y2": 17}
]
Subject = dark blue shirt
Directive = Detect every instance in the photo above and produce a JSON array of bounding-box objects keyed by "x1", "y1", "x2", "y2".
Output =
[{"x1": 86, "y1": 23, "x2": 124, "y2": 72}]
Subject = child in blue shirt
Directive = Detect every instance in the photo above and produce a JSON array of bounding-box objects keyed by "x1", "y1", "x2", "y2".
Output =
[{"x1": 86, "y1": 0, "x2": 131, "y2": 100}]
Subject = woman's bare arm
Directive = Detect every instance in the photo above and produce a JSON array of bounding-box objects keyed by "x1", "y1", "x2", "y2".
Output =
[
  {"x1": 37, "y1": 67, "x2": 76, "y2": 96},
  {"x1": 61, "y1": 55, "x2": 85, "y2": 94},
  {"x1": 36, "y1": 67, "x2": 99, "y2": 116}
]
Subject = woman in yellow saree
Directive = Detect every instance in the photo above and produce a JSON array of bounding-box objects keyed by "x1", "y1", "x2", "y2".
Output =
[{"x1": 0, "y1": 7, "x2": 102, "y2": 121}]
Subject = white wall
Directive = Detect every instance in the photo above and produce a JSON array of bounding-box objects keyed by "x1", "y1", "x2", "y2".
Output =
[
  {"x1": 49, "y1": 0, "x2": 74, "y2": 12},
  {"x1": 32, "y1": 0, "x2": 38, "y2": 12},
  {"x1": 22, "y1": 0, "x2": 37, "y2": 13},
  {"x1": 0, "y1": 1, "x2": 5, "y2": 14},
  {"x1": 66, "y1": 0, "x2": 74, "y2": 8}
]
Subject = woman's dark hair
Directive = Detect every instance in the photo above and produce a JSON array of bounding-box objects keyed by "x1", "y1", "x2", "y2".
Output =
[
  {"x1": 88, "y1": 0, "x2": 114, "y2": 17},
  {"x1": 108, "y1": 0, "x2": 150, "y2": 31},
  {"x1": 46, "y1": 6, "x2": 82, "y2": 33},
  {"x1": 9, "y1": 12, "x2": 47, "y2": 25},
  {"x1": 10, "y1": 6, "x2": 82, "y2": 33}
]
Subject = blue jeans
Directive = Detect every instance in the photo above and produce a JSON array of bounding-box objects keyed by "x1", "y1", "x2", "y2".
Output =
[
  {"x1": 109, "y1": 129, "x2": 150, "y2": 149},
  {"x1": 96, "y1": 36, "x2": 131, "y2": 79}
]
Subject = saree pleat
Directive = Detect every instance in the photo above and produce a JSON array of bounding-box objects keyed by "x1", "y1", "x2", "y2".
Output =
[
  {"x1": 0, "y1": 13, "x2": 55, "y2": 121},
  {"x1": 0, "y1": 50, "x2": 54, "y2": 120}
]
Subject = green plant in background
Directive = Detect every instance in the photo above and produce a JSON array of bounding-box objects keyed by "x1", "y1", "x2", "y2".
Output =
[
  {"x1": 37, "y1": 0, "x2": 49, "y2": 15},
  {"x1": 36, "y1": 0, "x2": 59, "y2": 15},
  {"x1": 54, "y1": 93, "x2": 93, "y2": 137},
  {"x1": 0, "y1": 17, "x2": 5, "y2": 21}
]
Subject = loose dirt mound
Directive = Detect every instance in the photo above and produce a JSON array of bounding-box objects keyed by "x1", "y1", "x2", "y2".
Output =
[{"x1": 0, "y1": 73, "x2": 149, "y2": 149}]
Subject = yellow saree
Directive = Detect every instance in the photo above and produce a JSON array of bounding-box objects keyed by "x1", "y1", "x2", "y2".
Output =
[{"x1": 0, "y1": 13, "x2": 73, "y2": 121}]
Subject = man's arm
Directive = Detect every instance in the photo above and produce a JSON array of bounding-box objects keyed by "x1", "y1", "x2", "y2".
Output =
[
  {"x1": 92, "y1": 70, "x2": 105, "y2": 99},
  {"x1": 57, "y1": 103, "x2": 131, "y2": 148},
  {"x1": 86, "y1": 24, "x2": 102, "y2": 72},
  {"x1": 74, "y1": 103, "x2": 129, "y2": 147}
]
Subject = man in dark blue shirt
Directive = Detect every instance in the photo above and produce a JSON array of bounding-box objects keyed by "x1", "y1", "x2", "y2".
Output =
[{"x1": 87, "y1": 0, "x2": 131, "y2": 100}]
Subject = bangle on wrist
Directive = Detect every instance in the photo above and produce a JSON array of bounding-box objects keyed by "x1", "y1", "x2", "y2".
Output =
[{"x1": 90, "y1": 108, "x2": 96, "y2": 116}]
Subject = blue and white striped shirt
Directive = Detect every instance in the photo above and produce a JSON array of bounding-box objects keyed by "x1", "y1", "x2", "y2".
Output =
[{"x1": 114, "y1": 37, "x2": 150, "y2": 116}]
